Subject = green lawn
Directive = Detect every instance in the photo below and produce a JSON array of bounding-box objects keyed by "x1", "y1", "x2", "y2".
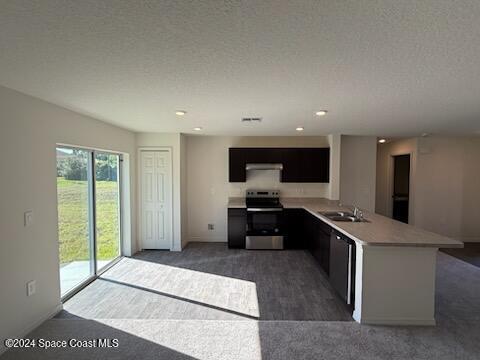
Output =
[{"x1": 57, "y1": 177, "x2": 120, "y2": 265}]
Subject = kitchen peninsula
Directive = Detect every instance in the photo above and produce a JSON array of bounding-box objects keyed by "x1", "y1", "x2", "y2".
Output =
[{"x1": 228, "y1": 197, "x2": 463, "y2": 325}]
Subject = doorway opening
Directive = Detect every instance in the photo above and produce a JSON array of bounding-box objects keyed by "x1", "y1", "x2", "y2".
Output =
[
  {"x1": 56, "y1": 146, "x2": 122, "y2": 299},
  {"x1": 392, "y1": 154, "x2": 410, "y2": 224}
]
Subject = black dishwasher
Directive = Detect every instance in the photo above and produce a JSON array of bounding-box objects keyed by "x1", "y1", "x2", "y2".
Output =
[{"x1": 329, "y1": 230, "x2": 355, "y2": 307}]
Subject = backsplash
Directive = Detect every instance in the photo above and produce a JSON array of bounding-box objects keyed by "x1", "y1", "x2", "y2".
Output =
[{"x1": 228, "y1": 169, "x2": 329, "y2": 197}]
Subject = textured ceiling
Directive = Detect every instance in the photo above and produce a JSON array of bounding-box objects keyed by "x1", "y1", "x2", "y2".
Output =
[{"x1": 1, "y1": 0, "x2": 480, "y2": 136}]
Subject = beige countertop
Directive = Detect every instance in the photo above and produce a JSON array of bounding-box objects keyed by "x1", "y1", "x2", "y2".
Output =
[{"x1": 228, "y1": 197, "x2": 463, "y2": 248}]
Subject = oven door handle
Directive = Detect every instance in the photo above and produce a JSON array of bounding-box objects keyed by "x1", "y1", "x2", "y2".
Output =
[{"x1": 247, "y1": 208, "x2": 283, "y2": 212}]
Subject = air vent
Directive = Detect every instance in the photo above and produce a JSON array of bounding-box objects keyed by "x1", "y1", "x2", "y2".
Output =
[{"x1": 241, "y1": 117, "x2": 262, "y2": 122}]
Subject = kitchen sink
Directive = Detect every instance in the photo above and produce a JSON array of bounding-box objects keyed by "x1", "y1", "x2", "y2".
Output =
[
  {"x1": 319, "y1": 211, "x2": 369, "y2": 223},
  {"x1": 320, "y1": 211, "x2": 354, "y2": 217}
]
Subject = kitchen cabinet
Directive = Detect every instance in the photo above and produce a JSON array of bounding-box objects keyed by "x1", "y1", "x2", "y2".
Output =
[
  {"x1": 229, "y1": 148, "x2": 329, "y2": 183},
  {"x1": 284, "y1": 209, "x2": 306, "y2": 249},
  {"x1": 229, "y1": 149, "x2": 246, "y2": 182},
  {"x1": 303, "y1": 211, "x2": 331, "y2": 274},
  {"x1": 329, "y1": 230, "x2": 356, "y2": 306},
  {"x1": 227, "y1": 209, "x2": 247, "y2": 248},
  {"x1": 228, "y1": 208, "x2": 331, "y2": 277},
  {"x1": 281, "y1": 148, "x2": 330, "y2": 183}
]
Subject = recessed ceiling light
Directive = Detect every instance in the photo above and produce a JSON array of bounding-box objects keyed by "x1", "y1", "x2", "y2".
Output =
[
  {"x1": 296, "y1": 127, "x2": 304, "y2": 131},
  {"x1": 193, "y1": 127, "x2": 202, "y2": 131},
  {"x1": 175, "y1": 110, "x2": 187, "y2": 116},
  {"x1": 378, "y1": 138, "x2": 386, "y2": 144},
  {"x1": 315, "y1": 110, "x2": 328, "y2": 116}
]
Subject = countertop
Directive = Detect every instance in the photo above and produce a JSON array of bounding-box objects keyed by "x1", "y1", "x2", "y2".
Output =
[{"x1": 227, "y1": 197, "x2": 463, "y2": 248}]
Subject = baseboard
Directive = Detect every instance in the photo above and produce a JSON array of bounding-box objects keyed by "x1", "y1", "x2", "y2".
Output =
[
  {"x1": 188, "y1": 237, "x2": 227, "y2": 243},
  {"x1": 0, "y1": 303, "x2": 64, "y2": 355},
  {"x1": 353, "y1": 314, "x2": 436, "y2": 326}
]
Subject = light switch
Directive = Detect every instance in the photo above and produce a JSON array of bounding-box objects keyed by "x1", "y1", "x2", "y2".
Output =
[
  {"x1": 24, "y1": 211, "x2": 34, "y2": 227},
  {"x1": 27, "y1": 280, "x2": 36, "y2": 296}
]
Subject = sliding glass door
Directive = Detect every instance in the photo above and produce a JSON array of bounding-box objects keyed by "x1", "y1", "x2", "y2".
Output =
[
  {"x1": 56, "y1": 147, "x2": 122, "y2": 298},
  {"x1": 95, "y1": 152, "x2": 121, "y2": 271},
  {"x1": 56, "y1": 148, "x2": 94, "y2": 296}
]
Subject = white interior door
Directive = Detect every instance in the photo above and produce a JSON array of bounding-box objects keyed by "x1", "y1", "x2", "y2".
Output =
[{"x1": 140, "y1": 150, "x2": 172, "y2": 249}]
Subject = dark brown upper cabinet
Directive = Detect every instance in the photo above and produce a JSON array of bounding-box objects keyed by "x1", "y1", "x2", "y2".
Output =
[
  {"x1": 228, "y1": 148, "x2": 247, "y2": 182},
  {"x1": 228, "y1": 147, "x2": 330, "y2": 183}
]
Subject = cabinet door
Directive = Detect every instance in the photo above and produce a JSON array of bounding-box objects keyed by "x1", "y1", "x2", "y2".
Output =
[
  {"x1": 281, "y1": 148, "x2": 330, "y2": 183},
  {"x1": 297, "y1": 148, "x2": 329, "y2": 182},
  {"x1": 229, "y1": 149, "x2": 246, "y2": 182},
  {"x1": 303, "y1": 212, "x2": 315, "y2": 252},
  {"x1": 305, "y1": 212, "x2": 322, "y2": 262},
  {"x1": 228, "y1": 209, "x2": 247, "y2": 248},
  {"x1": 284, "y1": 209, "x2": 306, "y2": 249},
  {"x1": 280, "y1": 149, "x2": 301, "y2": 182},
  {"x1": 304, "y1": 212, "x2": 332, "y2": 274},
  {"x1": 244, "y1": 148, "x2": 282, "y2": 164},
  {"x1": 318, "y1": 220, "x2": 332, "y2": 274}
]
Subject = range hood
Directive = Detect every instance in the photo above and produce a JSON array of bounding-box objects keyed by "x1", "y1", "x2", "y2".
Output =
[{"x1": 245, "y1": 163, "x2": 283, "y2": 171}]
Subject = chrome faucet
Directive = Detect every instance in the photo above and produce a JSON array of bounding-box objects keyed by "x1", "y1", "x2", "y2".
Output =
[
  {"x1": 352, "y1": 205, "x2": 359, "y2": 217},
  {"x1": 352, "y1": 206, "x2": 363, "y2": 221}
]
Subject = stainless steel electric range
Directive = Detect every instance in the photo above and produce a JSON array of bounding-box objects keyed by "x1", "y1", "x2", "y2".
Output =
[{"x1": 245, "y1": 190, "x2": 284, "y2": 250}]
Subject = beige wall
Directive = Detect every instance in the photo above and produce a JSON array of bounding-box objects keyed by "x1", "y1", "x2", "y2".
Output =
[
  {"x1": 328, "y1": 134, "x2": 341, "y2": 200},
  {"x1": 180, "y1": 134, "x2": 188, "y2": 248},
  {"x1": 415, "y1": 137, "x2": 480, "y2": 242},
  {"x1": 185, "y1": 135, "x2": 337, "y2": 243},
  {"x1": 340, "y1": 136, "x2": 377, "y2": 212},
  {"x1": 0, "y1": 86, "x2": 136, "y2": 352},
  {"x1": 375, "y1": 138, "x2": 418, "y2": 221},
  {"x1": 135, "y1": 133, "x2": 184, "y2": 251},
  {"x1": 376, "y1": 136, "x2": 480, "y2": 242}
]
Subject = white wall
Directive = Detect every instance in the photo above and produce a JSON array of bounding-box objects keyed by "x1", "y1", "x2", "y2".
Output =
[
  {"x1": 340, "y1": 135, "x2": 377, "y2": 212},
  {"x1": 0, "y1": 86, "x2": 136, "y2": 352},
  {"x1": 185, "y1": 135, "x2": 337, "y2": 243},
  {"x1": 376, "y1": 136, "x2": 480, "y2": 242},
  {"x1": 135, "y1": 133, "x2": 184, "y2": 251}
]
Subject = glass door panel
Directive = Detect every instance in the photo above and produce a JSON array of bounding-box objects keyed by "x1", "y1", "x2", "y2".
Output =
[
  {"x1": 56, "y1": 147, "x2": 94, "y2": 296},
  {"x1": 95, "y1": 152, "x2": 121, "y2": 271}
]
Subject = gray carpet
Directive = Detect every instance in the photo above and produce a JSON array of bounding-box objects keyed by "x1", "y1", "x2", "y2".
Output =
[
  {"x1": 441, "y1": 242, "x2": 480, "y2": 268},
  {"x1": 2, "y1": 250, "x2": 480, "y2": 359},
  {"x1": 59, "y1": 244, "x2": 352, "y2": 321}
]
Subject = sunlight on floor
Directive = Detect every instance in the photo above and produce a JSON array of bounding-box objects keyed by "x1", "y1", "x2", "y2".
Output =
[
  {"x1": 93, "y1": 319, "x2": 263, "y2": 360},
  {"x1": 100, "y1": 258, "x2": 260, "y2": 318}
]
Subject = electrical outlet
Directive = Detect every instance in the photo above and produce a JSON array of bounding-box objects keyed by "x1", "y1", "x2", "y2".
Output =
[
  {"x1": 27, "y1": 280, "x2": 36, "y2": 296},
  {"x1": 208, "y1": 224, "x2": 215, "y2": 230}
]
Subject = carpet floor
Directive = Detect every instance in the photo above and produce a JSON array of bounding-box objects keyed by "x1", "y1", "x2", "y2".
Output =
[
  {"x1": 59, "y1": 244, "x2": 352, "y2": 321},
  {"x1": 441, "y1": 242, "x2": 480, "y2": 268},
  {"x1": 2, "y1": 249, "x2": 480, "y2": 360}
]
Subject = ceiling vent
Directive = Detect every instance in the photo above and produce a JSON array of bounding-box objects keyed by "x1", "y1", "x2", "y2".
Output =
[{"x1": 241, "y1": 117, "x2": 262, "y2": 122}]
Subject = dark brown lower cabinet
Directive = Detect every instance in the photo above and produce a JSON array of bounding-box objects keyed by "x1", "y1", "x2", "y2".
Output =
[
  {"x1": 284, "y1": 209, "x2": 306, "y2": 249},
  {"x1": 303, "y1": 211, "x2": 331, "y2": 275},
  {"x1": 227, "y1": 209, "x2": 247, "y2": 248}
]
